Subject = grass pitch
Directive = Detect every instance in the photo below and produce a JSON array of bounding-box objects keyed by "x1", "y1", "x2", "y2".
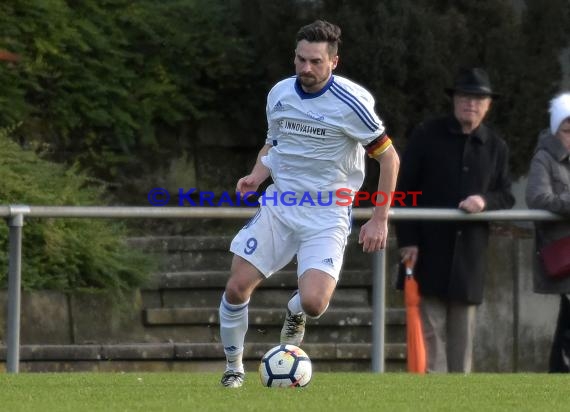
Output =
[{"x1": 0, "y1": 372, "x2": 566, "y2": 411}]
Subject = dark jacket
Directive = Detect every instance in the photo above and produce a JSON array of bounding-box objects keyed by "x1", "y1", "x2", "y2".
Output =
[
  {"x1": 525, "y1": 130, "x2": 570, "y2": 294},
  {"x1": 395, "y1": 115, "x2": 515, "y2": 304}
]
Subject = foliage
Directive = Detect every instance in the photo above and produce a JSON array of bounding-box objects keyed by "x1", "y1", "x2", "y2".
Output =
[
  {"x1": 0, "y1": 131, "x2": 151, "y2": 296},
  {"x1": 318, "y1": 0, "x2": 568, "y2": 182},
  {"x1": 505, "y1": 0, "x2": 570, "y2": 176},
  {"x1": 0, "y1": 0, "x2": 252, "y2": 189},
  {"x1": 0, "y1": 0, "x2": 568, "y2": 202},
  {"x1": 232, "y1": 0, "x2": 569, "y2": 187}
]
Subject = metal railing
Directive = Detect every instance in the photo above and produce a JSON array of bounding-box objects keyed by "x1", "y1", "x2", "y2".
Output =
[{"x1": 1, "y1": 205, "x2": 564, "y2": 373}]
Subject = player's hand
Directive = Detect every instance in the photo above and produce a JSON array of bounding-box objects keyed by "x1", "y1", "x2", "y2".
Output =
[
  {"x1": 358, "y1": 217, "x2": 388, "y2": 253},
  {"x1": 236, "y1": 175, "x2": 261, "y2": 197},
  {"x1": 458, "y1": 195, "x2": 486, "y2": 213}
]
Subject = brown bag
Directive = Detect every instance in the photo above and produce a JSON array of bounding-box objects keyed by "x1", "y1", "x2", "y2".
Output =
[{"x1": 539, "y1": 237, "x2": 570, "y2": 279}]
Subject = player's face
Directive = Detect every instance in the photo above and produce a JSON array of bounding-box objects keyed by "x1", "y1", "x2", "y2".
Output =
[
  {"x1": 453, "y1": 92, "x2": 492, "y2": 133},
  {"x1": 556, "y1": 118, "x2": 570, "y2": 150},
  {"x1": 294, "y1": 40, "x2": 338, "y2": 93}
]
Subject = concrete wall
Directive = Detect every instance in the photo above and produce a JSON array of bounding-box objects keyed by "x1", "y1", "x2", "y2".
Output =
[
  {"x1": 474, "y1": 233, "x2": 558, "y2": 372},
  {"x1": 0, "y1": 229, "x2": 561, "y2": 372}
]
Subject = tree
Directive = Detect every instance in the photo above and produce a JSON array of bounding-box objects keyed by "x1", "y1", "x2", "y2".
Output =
[
  {"x1": 505, "y1": 0, "x2": 569, "y2": 176},
  {"x1": 0, "y1": 0, "x2": 253, "y2": 189},
  {"x1": 320, "y1": 0, "x2": 568, "y2": 184},
  {"x1": 1, "y1": 0, "x2": 568, "y2": 208},
  {"x1": 0, "y1": 129, "x2": 150, "y2": 296}
]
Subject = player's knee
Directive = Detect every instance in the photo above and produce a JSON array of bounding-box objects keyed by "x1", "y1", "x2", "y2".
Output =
[
  {"x1": 224, "y1": 279, "x2": 251, "y2": 304},
  {"x1": 301, "y1": 296, "x2": 328, "y2": 318}
]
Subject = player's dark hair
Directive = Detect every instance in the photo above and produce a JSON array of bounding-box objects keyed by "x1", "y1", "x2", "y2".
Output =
[{"x1": 296, "y1": 20, "x2": 341, "y2": 56}]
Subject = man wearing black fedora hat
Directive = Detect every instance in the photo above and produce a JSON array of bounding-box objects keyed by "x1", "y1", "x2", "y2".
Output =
[
  {"x1": 395, "y1": 67, "x2": 514, "y2": 373},
  {"x1": 444, "y1": 67, "x2": 501, "y2": 100}
]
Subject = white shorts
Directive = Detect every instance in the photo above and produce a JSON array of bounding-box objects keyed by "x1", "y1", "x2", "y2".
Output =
[{"x1": 230, "y1": 200, "x2": 352, "y2": 281}]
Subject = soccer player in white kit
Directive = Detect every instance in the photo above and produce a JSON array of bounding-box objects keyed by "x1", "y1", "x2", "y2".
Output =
[{"x1": 219, "y1": 20, "x2": 400, "y2": 387}]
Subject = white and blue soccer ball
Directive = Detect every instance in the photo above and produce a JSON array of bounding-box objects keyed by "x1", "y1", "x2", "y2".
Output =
[{"x1": 258, "y1": 344, "x2": 312, "y2": 387}]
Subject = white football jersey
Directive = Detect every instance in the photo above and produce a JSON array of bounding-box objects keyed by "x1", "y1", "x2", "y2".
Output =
[{"x1": 262, "y1": 75, "x2": 386, "y2": 197}]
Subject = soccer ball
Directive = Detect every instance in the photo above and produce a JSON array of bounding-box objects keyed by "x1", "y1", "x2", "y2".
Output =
[{"x1": 258, "y1": 344, "x2": 312, "y2": 387}]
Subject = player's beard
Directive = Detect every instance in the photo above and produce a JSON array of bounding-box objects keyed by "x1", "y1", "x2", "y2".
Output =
[{"x1": 298, "y1": 72, "x2": 331, "y2": 92}]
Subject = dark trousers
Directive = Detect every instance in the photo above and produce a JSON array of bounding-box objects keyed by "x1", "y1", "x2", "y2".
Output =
[{"x1": 549, "y1": 294, "x2": 570, "y2": 373}]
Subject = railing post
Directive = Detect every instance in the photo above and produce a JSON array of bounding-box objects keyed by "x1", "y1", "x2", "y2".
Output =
[
  {"x1": 6, "y1": 206, "x2": 29, "y2": 373},
  {"x1": 371, "y1": 249, "x2": 386, "y2": 373}
]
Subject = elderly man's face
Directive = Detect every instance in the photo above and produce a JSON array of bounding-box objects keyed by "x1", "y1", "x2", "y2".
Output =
[{"x1": 453, "y1": 92, "x2": 492, "y2": 134}]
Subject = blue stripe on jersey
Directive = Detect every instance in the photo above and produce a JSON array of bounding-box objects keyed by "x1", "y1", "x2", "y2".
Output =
[
  {"x1": 330, "y1": 82, "x2": 380, "y2": 132},
  {"x1": 331, "y1": 82, "x2": 380, "y2": 129}
]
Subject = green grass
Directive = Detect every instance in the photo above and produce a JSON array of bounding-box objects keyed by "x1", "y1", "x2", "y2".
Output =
[{"x1": 0, "y1": 372, "x2": 567, "y2": 411}]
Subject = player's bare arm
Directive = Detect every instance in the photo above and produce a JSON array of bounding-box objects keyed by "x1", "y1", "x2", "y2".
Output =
[
  {"x1": 236, "y1": 144, "x2": 272, "y2": 196},
  {"x1": 359, "y1": 144, "x2": 400, "y2": 252}
]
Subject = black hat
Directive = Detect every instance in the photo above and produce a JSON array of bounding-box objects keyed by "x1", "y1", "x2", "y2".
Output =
[{"x1": 445, "y1": 67, "x2": 500, "y2": 99}]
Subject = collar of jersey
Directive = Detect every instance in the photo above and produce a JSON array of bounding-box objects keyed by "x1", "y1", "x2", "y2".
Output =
[{"x1": 294, "y1": 75, "x2": 334, "y2": 99}]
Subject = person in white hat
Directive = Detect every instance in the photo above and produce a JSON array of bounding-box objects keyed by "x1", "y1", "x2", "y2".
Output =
[{"x1": 526, "y1": 91, "x2": 570, "y2": 372}]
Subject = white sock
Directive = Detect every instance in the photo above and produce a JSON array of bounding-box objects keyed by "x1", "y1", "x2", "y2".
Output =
[
  {"x1": 219, "y1": 292, "x2": 248, "y2": 373},
  {"x1": 287, "y1": 292, "x2": 303, "y2": 315}
]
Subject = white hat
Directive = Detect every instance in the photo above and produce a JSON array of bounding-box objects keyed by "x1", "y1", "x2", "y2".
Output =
[{"x1": 550, "y1": 92, "x2": 570, "y2": 134}]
